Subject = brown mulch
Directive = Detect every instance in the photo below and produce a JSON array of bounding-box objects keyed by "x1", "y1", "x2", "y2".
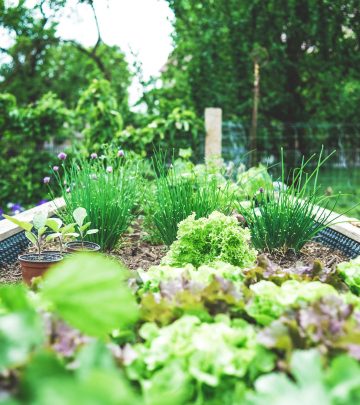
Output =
[
  {"x1": 267, "y1": 240, "x2": 348, "y2": 268},
  {"x1": 110, "y1": 224, "x2": 167, "y2": 271},
  {"x1": 0, "y1": 261, "x2": 22, "y2": 284}
]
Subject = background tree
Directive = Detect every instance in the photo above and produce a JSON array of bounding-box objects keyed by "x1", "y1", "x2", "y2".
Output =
[
  {"x1": 164, "y1": 0, "x2": 360, "y2": 131},
  {"x1": 0, "y1": 0, "x2": 131, "y2": 118}
]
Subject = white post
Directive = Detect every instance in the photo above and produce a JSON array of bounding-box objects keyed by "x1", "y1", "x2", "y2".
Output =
[{"x1": 205, "y1": 108, "x2": 222, "y2": 160}]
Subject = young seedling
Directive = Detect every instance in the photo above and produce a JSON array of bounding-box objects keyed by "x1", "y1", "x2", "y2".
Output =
[
  {"x1": 3, "y1": 211, "x2": 48, "y2": 255},
  {"x1": 72, "y1": 207, "x2": 98, "y2": 247},
  {"x1": 46, "y1": 218, "x2": 78, "y2": 254}
]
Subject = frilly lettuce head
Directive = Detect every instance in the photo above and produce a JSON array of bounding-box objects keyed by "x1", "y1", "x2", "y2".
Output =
[
  {"x1": 162, "y1": 211, "x2": 257, "y2": 268},
  {"x1": 246, "y1": 280, "x2": 338, "y2": 325},
  {"x1": 138, "y1": 261, "x2": 244, "y2": 292},
  {"x1": 337, "y1": 256, "x2": 360, "y2": 295},
  {"x1": 126, "y1": 315, "x2": 274, "y2": 404}
]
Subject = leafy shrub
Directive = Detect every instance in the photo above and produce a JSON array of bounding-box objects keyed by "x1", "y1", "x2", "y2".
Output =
[
  {"x1": 49, "y1": 154, "x2": 140, "y2": 251},
  {"x1": 152, "y1": 153, "x2": 235, "y2": 245},
  {"x1": 126, "y1": 315, "x2": 274, "y2": 404},
  {"x1": 337, "y1": 256, "x2": 360, "y2": 295},
  {"x1": 76, "y1": 79, "x2": 123, "y2": 151},
  {"x1": 119, "y1": 107, "x2": 203, "y2": 157},
  {"x1": 162, "y1": 211, "x2": 257, "y2": 267},
  {"x1": 0, "y1": 92, "x2": 71, "y2": 208},
  {"x1": 238, "y1": 148, "x2": 343, "y2": 253}
]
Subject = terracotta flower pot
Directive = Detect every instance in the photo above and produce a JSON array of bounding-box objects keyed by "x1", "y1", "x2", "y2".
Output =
[
  {"x1": 66, "y1": 241, "x2": 101, "y2": 253},
  {"x1": 18, "y1": 253, "x2": 63, "y2": 286}
]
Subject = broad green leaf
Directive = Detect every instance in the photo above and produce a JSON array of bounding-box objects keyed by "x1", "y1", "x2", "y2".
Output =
[
  {"x1": 22, "y1": 351, "x2": 141, "y2": 405},
  {"x1": 33, "y1": 212, "x2": 48, "y2": 230},
  {"x1": 61, "y1": 223, "x2": 76, "y2": 234},
  {"x1": 80, "y1": 221, "x2": 91, "y2": 232},
  {"x1": 0, "y1": 285, "x2": 44, "y2": 372},
  {"x1": 40, "y1": 254, "x2": 138, "y2": 338},
  {"x1": 38, "y1": 226, "x2": 48, "y2": 237},
  {"x1": 3, "y1": 214, "x2": 33, "y2": 232},
  {"x1": 86, "y1": 229, "x2": 99, "y2": 235},
  {"x1": 73, "y1": 207, "x2": 87, "y2": 227},
  {"x1": 46, "y1": 218, "x2": 62, "y2": 232},
  {"x1": 25, "y1": 231, "x2": 38, "y2": 246}
]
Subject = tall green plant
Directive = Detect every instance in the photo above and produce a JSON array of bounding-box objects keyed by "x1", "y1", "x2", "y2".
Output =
[
  {"x1": 50, "y1": 155, "x2": 139, "y2": 251},
  {"x1": 151, "y1": 151, "x2": 235, "y2": 245},
  {"x1": 238, "y1": 148, "x2": 346, "y2": 253}
]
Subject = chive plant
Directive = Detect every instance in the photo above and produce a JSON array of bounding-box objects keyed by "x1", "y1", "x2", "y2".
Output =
[
  {"x1": 238, "y1": 147, "x2": 347, "y2": 253},
  {"x1": 152, "y1": 151, "x2": 235, "y2": 245},
  {"x1": 50, "y1": 156, "x2": 140, "y2": 251}
]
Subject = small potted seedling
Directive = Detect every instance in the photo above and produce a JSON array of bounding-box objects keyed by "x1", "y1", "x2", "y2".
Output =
[
  {"x1": 3, "y1": 212, "x2": 63, "y2": 285},
  {"x1": 65, "y1": 207, "x2": 100, "y2": 253},
  {"x1": 45, "y1": 218, "x2": 78, "y2": 254}
]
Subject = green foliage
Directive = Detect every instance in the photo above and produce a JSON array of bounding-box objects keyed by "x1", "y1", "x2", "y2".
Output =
[
  {"x1": 237, "y1": 165, "x2": 273, "y2": 198},
  {"x1": 0, "y1": 284, "x2": 44, "y2": 372},
  {"x1": 76, "y1": 79, "x2": 123, "y2": 151},
  {"x1": 163, "y1": 211, "x2": 257, "y2": 268},
  {"x1": 126, "y1": 315, "x2": 275, "y2": 405},
  {"x1": 0, "y1": 2, "x2": 131, "y2": 113},
  {"x1": 41, "y1": 253, "x2": 138, "y2": 338},
  {"x1": 238, "y1": 149, "x2": 343, "y2": 253},
  {"x1": 0, "y1": 91, "x2": 71, "y2": 207},
  {"x1": 50, "y1": 155, "x2": 140, "y2": 251},
  {"x1": 46, "y1": 218, "x2": 78, "y2": 254},
  {"x1": 247, "y1": 350, "x2": 360, "y2": 405},
  {"x1": 337, "y1": 256, "x2": 360, "y2": 295},
  {"x1": 164, "y1": 0, "x2": 360, "y2": 128},
  {"x1": 71, "y1": 206, "x2": 99, "y2": 245},
  {"x1": 3, "y1": 211, "x2": 48, "y2": 254},
  {"x1": 119, "y1": 107, "x2": 204, "y2": 157},
  {"x1": 152, "y1": 153, "x2": 235, "y2": 245}
]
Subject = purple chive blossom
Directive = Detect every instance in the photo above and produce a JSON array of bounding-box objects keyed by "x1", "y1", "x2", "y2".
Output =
[
  {"x1": 43, "y1": 176, "x2": 51, "y2": 184},
  {"x1": 117, "y1": 149, "x2": 125, "y2": 157},
  {"x1": 106, "y1": 166, "x2": 113, "y2": 173},
  {"x1": 259, "y1": 187, "x2": 264, "y2": 193},
  {"x1": 58, "y1": 152, "x2": 67, "y2": 160},
  {"x1": 53, "y1": 166, "x2": 59, "y2": 172},
  {"x1": 90, "y1": 152, "x2": 98, "y2": 159}
]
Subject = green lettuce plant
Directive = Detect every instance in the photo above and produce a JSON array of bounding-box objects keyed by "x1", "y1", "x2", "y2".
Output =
[
  {"x1": 126, "y1": 315, "x2": 274, "y2": 404},
  {"x1": 337, "y1": 256, "x2": 360, "y2": 295},
  {"x1": 162, "y1": 211, "x2": 257, "y2": 268},
  {"x1": 246, "y1": 280, "x2": 338, "y2": 325}
]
